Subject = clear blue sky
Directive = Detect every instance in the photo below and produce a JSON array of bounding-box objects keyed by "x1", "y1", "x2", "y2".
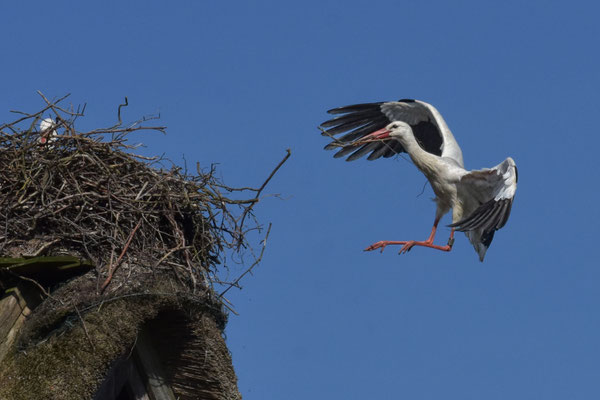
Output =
[{"x1": 2, "y1": 1, "x2": 599, "y2": 398}]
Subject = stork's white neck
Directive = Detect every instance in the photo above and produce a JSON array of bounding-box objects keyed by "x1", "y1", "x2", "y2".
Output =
[
  {"x1": 395, "y1": 128, "x2": 458, "y2": 216},
  {"x1": 396, "y1": 132, "x2": 438, "y2": 173}
]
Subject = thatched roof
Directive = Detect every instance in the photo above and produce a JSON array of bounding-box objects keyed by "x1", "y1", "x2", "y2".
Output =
[{"x1": 1, "y1": 274, "x2": 239, "y2": 399}]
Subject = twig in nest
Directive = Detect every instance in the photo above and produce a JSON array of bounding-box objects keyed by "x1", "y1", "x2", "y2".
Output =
[
  {"x1": 28, "y1": 238, "x2": 61, "y2": 257},
  {"x1": 1, "y1": 93, "x2": 70, "y2": 130},
  {"x1": 101, "y1": 219, "x2": 142, "y2": 292}
]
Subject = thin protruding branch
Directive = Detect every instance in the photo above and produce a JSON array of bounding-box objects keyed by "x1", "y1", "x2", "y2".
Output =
[
  {"x1": 237, "y1": 149, "x2": 291, "y2": 245},
  {"x1": 220, "y1": 222, "x2": 272, "y2": 297},
  {"x1": 115, "y1": 96, "x2": 128, "y2": 128}
]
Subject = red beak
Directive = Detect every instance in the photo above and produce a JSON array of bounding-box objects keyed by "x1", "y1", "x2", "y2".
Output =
[{"x1": 357, "y1": 127, "x2": 391, "y2": 144}]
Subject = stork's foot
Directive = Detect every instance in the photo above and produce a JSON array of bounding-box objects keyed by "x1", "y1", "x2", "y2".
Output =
[
  {"x1": 399, "y1": 240, "x2": 418, "y2": 254},
  {"x1": 364, "y1": 239, "x2": 453, "y2": 254},
  {"x1": 365, "y1": 240, "x2": 401, "y2": 253},
  {"x1": 398, "y1": 239, "x2": 453, "y2": 254}
]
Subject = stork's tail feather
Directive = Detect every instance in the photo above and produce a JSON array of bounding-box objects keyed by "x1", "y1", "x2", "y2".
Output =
[{"x1": 465, "y1": 230, "x2": 494, "y2": 262}]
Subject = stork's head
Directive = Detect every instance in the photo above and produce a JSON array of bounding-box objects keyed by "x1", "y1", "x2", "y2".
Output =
[{"x1": 358, "y1": 121, "x2": 412, "y2": 144}]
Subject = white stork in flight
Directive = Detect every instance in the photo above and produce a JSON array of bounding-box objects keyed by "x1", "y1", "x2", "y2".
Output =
[{"x1": 320, "y1": 99, "x2": 517, "y2": 261}]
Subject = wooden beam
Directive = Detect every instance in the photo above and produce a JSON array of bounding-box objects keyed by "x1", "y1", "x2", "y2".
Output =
[
  {"x1": 0, "y1": 287, "x2": 33, "y2": 362},
  {"x1": 92, "y1": 356, "x2": 151, "y2": 400},
  {"x1": 133, "y1": 329, "x2": 176, "y2": 400}
]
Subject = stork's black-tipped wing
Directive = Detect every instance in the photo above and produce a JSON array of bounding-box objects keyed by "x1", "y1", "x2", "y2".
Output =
[
  {"x1": 450, "y1": 157, "x2": 518, "y2": 260},
  {"x1": 450, "y1": 198, "x2": 513, "y2": 233},
  {"x1": 320, "y1": 100, "x2": 446, "y2": 161}
]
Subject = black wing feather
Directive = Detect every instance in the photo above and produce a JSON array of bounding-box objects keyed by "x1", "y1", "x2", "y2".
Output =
[
  {"x1": 323, "y1": 119, "x2": 388, "y2": 150},
  {"x1": 333, "y1": 118, "x2": 389, "y2": 142},
  {"x1": 382, "y1": 141, "x2": 405, "y2": 158},
  {"x1": 320, "y1": 100, "x2": 443, "y2": 161},
  {"x1": 456, "y1": 205, "x2": 496, "y2": 231},
  {"x1": 481, "y1": 230, "x2": 495, "y2": 247},
  {"x1": 322, "y1": 117, "x2": 377, "y2": 136},
  {"x1": 496, "y1": 200, "x2": 513, "y2": 230},
  {"x1": 448, "y1": 198, "x2": 513, "y2": 251},
  {"x1": 346, "y1": 142, "x2": 381, "y2": 162},
  {"x1": 449, "y1": 198, "x2": 513, "y2": 234},
  {"x1": 320, "y1": 102, "x2": 399, "y2": 161},
  {"x1": 412, "y1": 121, "x2": 443, "y2": 157},
  {"x1": 326, "y1": 102, "x2": 385, "y2": 115},
  {"x1": 320, "y1": 108, "x2": 383, "y2": 129}
]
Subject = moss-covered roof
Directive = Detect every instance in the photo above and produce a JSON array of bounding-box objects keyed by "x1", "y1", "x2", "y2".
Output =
[{"x1": 0, "y1": 273, "x2": 240, "y2": 400}]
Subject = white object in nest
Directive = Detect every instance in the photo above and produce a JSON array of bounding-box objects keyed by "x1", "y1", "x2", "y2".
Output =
[{"x1": 39, "y1": 117, "x2": 58, "y2": 145}]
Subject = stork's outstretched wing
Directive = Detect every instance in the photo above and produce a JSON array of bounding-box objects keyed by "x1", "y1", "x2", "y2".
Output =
[
  {"x1": 450, "y1": 157, "x2": 518, "y2": 260},
  {"x1": 320, "y1": 99, "x2": 463, "y2": 166}
]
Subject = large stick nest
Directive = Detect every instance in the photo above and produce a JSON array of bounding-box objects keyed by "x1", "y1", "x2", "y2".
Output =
[{"x1": 0, "y1": 94, "x2": 287, "y2": 298}]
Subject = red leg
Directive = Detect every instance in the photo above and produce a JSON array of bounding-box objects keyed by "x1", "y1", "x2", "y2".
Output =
[{"x1": 364, "y1": 217, "x2": 455, "y2": 254}]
